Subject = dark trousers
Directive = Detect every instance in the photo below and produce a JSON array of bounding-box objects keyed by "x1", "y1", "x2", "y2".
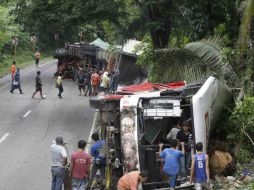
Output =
[
  {"x1": 51, "y1": 167, "x2": 65, "y2": 190},
  {"x1": 85, "y1": 83, "x2": 91, "y2": 96},
  {"x1": 87, "y1": 163, "x2": 105, "y2": 188},
  {"x1": 10, "y1": 84, "x2": 22, "y2": 93},
  {"x1": 58, "y1": 86, "x2": 63, "y2": 97}
]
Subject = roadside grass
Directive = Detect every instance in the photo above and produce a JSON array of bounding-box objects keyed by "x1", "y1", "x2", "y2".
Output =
[{"x1": 0, "y1": 50, "x2": 55, "y2": 77}]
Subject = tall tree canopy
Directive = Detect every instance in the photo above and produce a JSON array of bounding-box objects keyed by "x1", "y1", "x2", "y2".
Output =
[{"x1": 10, "y1": 0, "x2": 242, "y2": 50}]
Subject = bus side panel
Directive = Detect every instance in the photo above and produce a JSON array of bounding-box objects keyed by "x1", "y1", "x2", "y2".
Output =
[{"x1": 192, "y1": 77, "x2": 231, "y2": 152}]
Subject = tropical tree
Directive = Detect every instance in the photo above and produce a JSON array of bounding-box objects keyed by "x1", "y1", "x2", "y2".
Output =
[{"x1": 238, "y1": 0, "x2": 254, "y2": 95}]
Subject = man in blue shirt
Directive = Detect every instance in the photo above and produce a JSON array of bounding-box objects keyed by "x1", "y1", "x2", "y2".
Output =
[
  {"x1": 87, "y1": 133, "x2": 106, "y2": 189},
  {"x1": 190, "y1": 142, "x2": 210, "y2": 190},
  {"x1": 159, "y1": 139, "x2": 185, "y2": 189}
]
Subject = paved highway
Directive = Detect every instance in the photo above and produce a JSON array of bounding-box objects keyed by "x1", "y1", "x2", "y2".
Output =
[{"x1": 0, "y1": 60, "x2": 95, "y2": 190}]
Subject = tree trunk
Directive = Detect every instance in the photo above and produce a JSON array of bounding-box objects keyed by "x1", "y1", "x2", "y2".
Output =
[
  {"x1": 147, "y1": 2, "x2": 172, "y2": 49},
  {"x1": 249, "y1": 17, "x2": 254, "y2": 95},
  {"x1": 206, "y1": 1, "x2": 214, "y2": 36}
]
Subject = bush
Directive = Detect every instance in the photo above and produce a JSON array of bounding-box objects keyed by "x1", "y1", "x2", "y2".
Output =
[
  {"x1": 228, "y1": 96, "x2": 254, "y2": 162},
  {"x1": 237, "y1": 148, "x2": 252, "y2": 164}
]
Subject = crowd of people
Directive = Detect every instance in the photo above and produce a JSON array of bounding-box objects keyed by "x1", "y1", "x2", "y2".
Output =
[
  {"x1": 50, "y1": 136, "x2": 210, "y2": 190},
  {"x1": 50, "y1": 133, "x2": 106, "y2": 190},
  {"x1": 75, "y1": 67, "x2": 119, "y2": 97},
  {"x1": 50, "y1": 133, "x2": 150, "y2": 190},
  {"x1": 50, "y1": 126, "x2": 210, "y2": 190},
  {"x1": 9, "y1": 55, "x2": 119, "y2": 99}
]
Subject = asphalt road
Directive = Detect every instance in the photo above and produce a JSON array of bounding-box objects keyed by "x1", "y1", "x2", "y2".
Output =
[{"x1": 0, "y1": 60, "x2": 95, "y2": 190}]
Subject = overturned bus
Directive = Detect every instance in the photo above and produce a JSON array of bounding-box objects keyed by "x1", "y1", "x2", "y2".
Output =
[{"x1": 89, "y1": 76, "x2": 232, "y2": 190}]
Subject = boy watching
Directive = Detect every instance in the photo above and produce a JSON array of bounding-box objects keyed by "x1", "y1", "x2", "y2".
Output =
[{"x1": 190, "y1": 142, "x2": 210, "y2": 190}]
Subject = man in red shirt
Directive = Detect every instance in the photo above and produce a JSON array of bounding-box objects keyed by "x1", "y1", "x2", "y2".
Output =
[
  {"x1": 91, "y1": 70, "x2": 100, "y2": 96},
  {"x1": 117, "y1": 170, "x2": 149, "y2": 190},
  {"x1": 71, "y1": 140, "x2": 91, "y2": 190}
]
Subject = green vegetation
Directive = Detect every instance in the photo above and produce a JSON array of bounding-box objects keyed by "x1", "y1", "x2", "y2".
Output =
[
  {"x1": 0, "y1": 4, "x2": 54, "y2": 77},
  {"x1": 0, "y1": 50, "x2": 53, "y2": 77},
  {"x1": 228, "y1": 96, "x2": 254, "y2": 163}
]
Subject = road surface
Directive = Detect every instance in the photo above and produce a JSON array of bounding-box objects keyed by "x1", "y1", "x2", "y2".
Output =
[{"x1": 0, "y1": 60, "x2": 95, "y2": 190}]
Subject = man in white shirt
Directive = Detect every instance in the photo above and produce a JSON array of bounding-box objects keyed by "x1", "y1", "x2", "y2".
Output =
[
  {"x1": 100, "y1": 71, "x2": 110, "y2": 93},
  {"x1": 56, "y1": 73, "x2": 63, "y2": 99},
  {"x1": 167, "y1": 122, "x2": 181, "y2": 140},
  {"x1": 50, "y1": 136, "x2": 68, "y2": 190}
]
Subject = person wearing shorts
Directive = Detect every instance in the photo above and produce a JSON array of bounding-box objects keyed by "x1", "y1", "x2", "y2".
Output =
[
  {"x1": 190, "y1": 142, "x2": 210, "y2": 190},
  {"x1": 32, "y1": 71, "x2": 45, "y2": 99}
]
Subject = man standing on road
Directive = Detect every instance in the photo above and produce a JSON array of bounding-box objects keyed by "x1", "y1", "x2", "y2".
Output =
[
  {"x1": 117, "y1": 170, "x2": 149, "y2": 190},
  {"x1": 91, "y1": 70, "x2": 100, "y2": 97},
  {"x1": 56, "y1": 73, "x2": 64, "y2": 98},
  {"x1": 84, "y1": 68, "x2": 92, "y2": 96},
  {"x1": 32, "y1": 71, "x2": 45, "y2": 99},
  {"x1": 87, "y1": 133, "x2": 106, "y2": 189},
  {"x1": 50, "y1": 136, "x2": 68, "y2": 190},
  {"x1": 77, "y1": 69, "x2": 86, "y2": 96},
  {"x1": 71, "y1": 140, "x2": 91, "y2": 190},
  {"x1": 35, "y1": 50, "x2": 41, "y2": 67},
  {"x1": 10, "y1": 67, "x2": 24, "y2": 94},
  {"x1": 100, "y1": 71, "x2": 110, "y2": 93},
  {"x1": 11, "y1": 61, "x2": 16, "y2": 81},
  {"x1": 159, "y1": 139, "x2": 185, "y2": 190}
]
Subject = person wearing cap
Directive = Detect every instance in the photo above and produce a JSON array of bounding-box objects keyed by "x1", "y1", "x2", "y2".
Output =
[
  {"x1": 50, "y1": 136, "x2": 68, "y2": 190},
  {"x1": 70, "y1": 140, "x2": 91, "y2": 190},
  {"x1": 32, "y1": 71, "x2": 45, "y2": 99},
  {"x1": 117, "y1": 170, "x2": 149, "y2": 190}
]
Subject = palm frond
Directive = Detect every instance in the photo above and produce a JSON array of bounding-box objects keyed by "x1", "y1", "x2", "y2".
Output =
[
  {"x1": 184, "y1": 36, "x2": 223, "y2": 69},
  {"x1": 154, "y1": 48, "x2": 208, "y2": 84},
  {"x1": 184, "y1": 36, "x2": 241, "y2": 87},
  {"x1": 153, "y1": 36, "x2": 240, "y2": 89}
]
